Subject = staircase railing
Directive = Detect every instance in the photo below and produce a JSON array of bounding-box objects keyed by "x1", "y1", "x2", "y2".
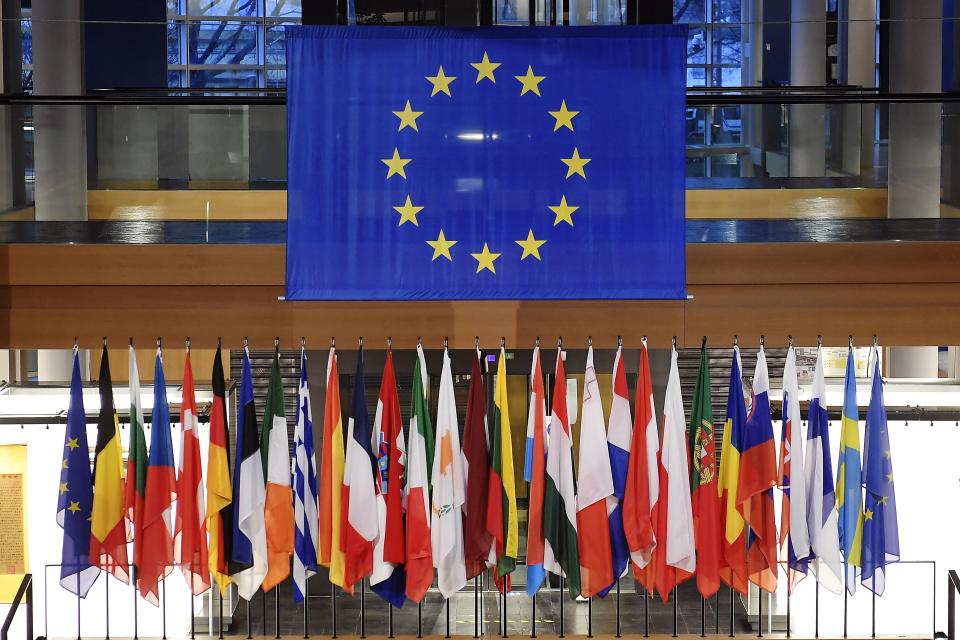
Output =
[{"x1": 1, "y1": 574, "x2": 32, "y2": 640}]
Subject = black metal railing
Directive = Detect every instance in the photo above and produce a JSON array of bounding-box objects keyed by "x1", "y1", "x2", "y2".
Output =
[
  {"x1": 947, "y1": 570, "x2": 959, "y2": 640},
  {"x1": 1, "y1": 574, "x2": 33, "y2": 640}
]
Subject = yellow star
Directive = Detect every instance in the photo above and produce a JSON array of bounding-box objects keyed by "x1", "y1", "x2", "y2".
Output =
[
  {"x1": 392, "y1": 100, "x2": 423, "y2": 132},
  {"x1": 67, "y1": 437, "x2": 79, "y2": 450},
  {"x1": 470, "y1": 52, "x2": 501, "y2": 83},
  {"x1": 548, "y1": 100, "x2": 579, "y2": 132},
  {"x1": 59, "y1": 481, "x2": 69, "y2": 495},
  {"x1": 864, "y1": 509, "x2": 874, "y2": 521},
  {"x1": 471, "y1": 243, "x2": 501, "y2": 274},
  {"x1": 68, "y1": 500, "x2": 81, "y2": 514},
  {"x1": 515, "y1": 65, "x2": 545, "y2": 96},
  {"x1": 548, "y1": 195, "x2": 579, "y2": 226},
  {"x1": 381, "y1": 148, "x2": 412, "y2": 180},
  {"x1": 561, "y1": 147, "x2": 592, "y2": 179},
  {"x1": 62, "y1": 458, "x2": 69, "y2": 469},
  {"x1": 426, "y1": 66, "x2": 456, "y2": 97},
  {"x1": 426, "y1": 229, "x2": 457, "y2": 261},
  {"x1": 885, "y1": 472, "x2": 894, "y2": 483},
  {"x1": 516, "y1": 229, "x2": 546, "y2": 261},
  {"x1": 882, "y1": 450, "x2": 891, "y2": 459},
  {"x1": 393, "y1": 195, "x2": 424, "y2": 227},
  {"x1": 877, "y1": 495, "x2": 889, "y2": 505}
]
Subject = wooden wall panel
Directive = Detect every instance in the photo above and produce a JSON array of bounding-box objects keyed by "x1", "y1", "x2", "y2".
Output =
[{"x1": 2, "y1": 242, "x2": 959, "y2": 348}]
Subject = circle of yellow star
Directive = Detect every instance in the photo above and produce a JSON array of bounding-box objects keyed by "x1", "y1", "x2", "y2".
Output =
[
  {"x1": 471, "y1": 243, "x2": 502, "y2": 274},
  {"x1": 381, "y1": 148, "x2": 412, "y2": 180},
  {"x1": 515, "y1": 65, "x2": 545, "y2": 96},
  {"x1": 561, "y1": 147, "x2": 592, "y2": 179},
  {"x1": 394, "y1": 195, "x2": 424, "y2": 227},
  {"x1": 427, "y1": 229, "x2": 457, "y2": 261},
  {"x1": 877, "y1": 495, "x2": 889, "y2": 505},
  {"x1": 426, "y1": 66, "x2": 457, "y2": 97},
  {"x1": 548, "y1": 195, "x2": 579, "y2": 226},
  {"x1": 549, "y1": 100, "x2": 580, "y2": 132},
  {"x1": 864, "y1": 508, "x2": 874, "y2": 521},
  {"x1": 68, "y1": 500, "x2": 81, "y2": 514},
  {"x1": 67, "y1": 437, "x2": 79, "y2": 450},
  {"x1": 471, "y1": 52, "x2": 501, "y2": 83},
  {"x1": 59, "y1": 481, "x2": 69, "y2": 495},
  {"x1": 516, "y1": 229, "x2": 546, "y2": 261},
  {"x1": 393, "y1": 100, "x2": 423, "y2": 132},
  {"x1": 62, "y1": 458, "x2": 69, "y2": 469}
]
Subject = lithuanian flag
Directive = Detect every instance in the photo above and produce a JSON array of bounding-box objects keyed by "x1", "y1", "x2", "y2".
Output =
[{"x1": 486, "y1": 346, "x2": 518, "y2": 592}]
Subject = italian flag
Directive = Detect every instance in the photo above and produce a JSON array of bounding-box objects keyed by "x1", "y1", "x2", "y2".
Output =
[
  {"x1": 486, "y1": 346, "x2": 519, "y2": 592},
  {"x1": 404, "y1": 345, "x2": 435, "y2": 602}
]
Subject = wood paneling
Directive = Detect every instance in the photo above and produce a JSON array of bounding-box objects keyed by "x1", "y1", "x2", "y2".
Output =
[
  {"x1": 89, "y1": 347, "x2": 223, "y2": 383},
  {"x1": 686, "y1": 187, "x2": 887, "y2": 219},
  {"x1": 2, "y1": 242, "x2": 959, "y2": 348}
]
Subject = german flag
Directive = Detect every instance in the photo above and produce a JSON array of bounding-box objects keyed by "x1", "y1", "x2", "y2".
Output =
[
  {"x1": 207, "y1": 344, "x2": 234, "y2": 595},
  {"x1": 90, "y1": 345, "x2": 130, "y2": 583}
]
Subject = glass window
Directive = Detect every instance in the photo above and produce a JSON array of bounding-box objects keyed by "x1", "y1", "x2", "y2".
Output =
[
  {"x1": 266, "y1": 25, "x2": 287, "y2": 65},
  {"x1": 266, "y1": 0, "x2": 302, "y2": 18},
  {"x1": 687, "y1": 27, "x2": 707, "y2": 64},
  {"x1": 167, "y1": 22, "x2": 180, "y2": 65},
  {"x1": 189, "y1": 21, "x2": 258, "y2": 65},
  {"x1": 188, "y1": 0, "x2": 259, "y2": 17},
  {"x1": 190, "y1": 68, "x2": 259, "y2": 88},
  {"x1": 673, "y1": 0, "x2": 706, "y2": 23},
  {"x1": 168, "y1": 70, "x2": 184, "y2": 88}
]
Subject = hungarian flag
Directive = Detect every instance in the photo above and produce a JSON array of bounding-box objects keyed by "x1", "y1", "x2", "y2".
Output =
[
  {"x1": 90, "y1": 346, "x2": 130, "y2": 583},
  {"x1": 404, "y1": 344, "x2": 435, "y2": 603},
  {"x1": 431, "y1": 347, "x2": 467, "y2": 598},
  {"x1": 718, "y1": 346, "x2": 748, "y2": 594},
  {"x1": 545, "y1": 347, "x2": 580, "y2": 597},
  {"x1": 174, "y1": 349, "x2": 210, "y2": 595},
  {"x1": 319, "y1": 346, "x2": 347, "y2": 590},
  {"x1": 623, "y1": 341, "x2": 658, "y2": 589},
  {"x1": 804, "y1": 347, "x2": 842, "y2": 593},
  {"x1": 342, "y1": 347, "x2": 377, "y2": 590},
  {"x1": 738, "y1": 346, "x2": 779, "y2": 593},
  {"x1": 689, "y1": 341, "x2": 721, "y2": 598},
  {"x1": 125, "y1": 346, "x2": 148, "y2": 590},
  {"x1": 487, "y1": 346, "x2": 519, "y2": 593},
  {"x1": 650, "y1": 344, "x2": 695, "y2": 602},
  {"x1": 58, "y1": 350, "x2": 100, "y2": 597},
  {"x1": 601, "y1": 344, "x2": 632, "y2": 597},
  {"x1": 140, "y1": 349, "x2": 177, "y2": 606},
  {"x1": 293, "y1": 347, "x2": 320, "y2": 602},
  {"x1": 231, "y1": 347, "x2": 267, "y2": 600},
  {"x1": 462, "y1": 351, "x2": 493, "y2": 580},
  {"x1": 371, "y1": 347, "x2": 407, "y2": 607},
  {"x1": 262, "y1": 350, "x2": 294, "y2": 592},
  {"x1": 206, "y1": 344, "x2": 234, "y2": 596},
  {"x1": 576, "y1": 345, "x2": 614, "y2": 597},
  {"x1": 524, "y1": 346, "x2": 548, "y2": 596},
  {"x1": 779, "y1": 344, "x2": 810, "y2": 592}
]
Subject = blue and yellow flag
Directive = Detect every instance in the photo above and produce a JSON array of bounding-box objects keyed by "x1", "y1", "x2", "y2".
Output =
[
  {"x1": 286, "y1": 26, "x2": 687, "y2": 300},
  {"x1": 837, "y1": 347, "x2": 864, "y2": 594}
]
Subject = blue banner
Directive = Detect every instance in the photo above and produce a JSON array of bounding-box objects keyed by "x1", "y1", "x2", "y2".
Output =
[{"x1": 286, "y1": 25, "x2": 687, "y2": 300}]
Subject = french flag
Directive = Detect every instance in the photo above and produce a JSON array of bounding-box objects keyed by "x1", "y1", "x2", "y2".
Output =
[{"x1": 601, "y1": 344, "x2": 632, "y2": 596}]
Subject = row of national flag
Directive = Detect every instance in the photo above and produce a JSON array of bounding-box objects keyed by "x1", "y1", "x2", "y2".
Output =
[{"x1": 58, "y1": 339, "x2": 900, "y2": 607}]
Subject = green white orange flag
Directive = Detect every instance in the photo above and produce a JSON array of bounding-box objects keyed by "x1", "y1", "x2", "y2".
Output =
[
  {"x1": 262, "y1": 350, "x2": 294, "y2": 592},
  {"x1": 319, "y1": 346, "x2": 347, "y2": 590},
  {"x1": 487, "y1": 346, "x2": 519, "y2": 592},
  {"x1": 405, "y1": 344, "x2": 435, "y2": 602}
]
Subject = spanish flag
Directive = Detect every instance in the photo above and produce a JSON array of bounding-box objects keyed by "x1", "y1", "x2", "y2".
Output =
[
  {"x1": 486, "y1": 346, "x2": 518, "y2": 593},
  {"x1": 319, "y1": 346, "x2": 347, "y2": 589},
  {"x1": 90, "y1": 345, "x2": 130, "y2": 584},
  {"x1": 206, "y1": 344, "x2": 234, "y2": 595}
]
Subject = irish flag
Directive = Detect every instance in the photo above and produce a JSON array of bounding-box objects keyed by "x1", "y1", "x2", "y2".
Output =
[
  {"x1": 262, "y1": 350, "x2": 294, "y2": 593},
  {"x1": 487, "y1": 346, "x2": 519, "y2": 593},
  {"x1": 404, "y1": 344, "x2": 435, "y2": 603}
]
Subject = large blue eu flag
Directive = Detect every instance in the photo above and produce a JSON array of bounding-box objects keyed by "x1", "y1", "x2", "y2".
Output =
[{"x1": 286, "y1": 26, "x2": 687, "y2": 300}]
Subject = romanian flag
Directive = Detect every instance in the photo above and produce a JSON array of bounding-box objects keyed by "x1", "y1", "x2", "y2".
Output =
[
  {"x1": 689, "y1": 341, "x2": 721, "y2": 599},
  {"x1": 576, "y1": 345, "x2": 614, "y2": 597},
  {"x1": 738, "y1": 346, "x2": 779, "y2": 593},
  {"x1": 206, "y1": 344, "x2": 234, "y2": 596},
  {"x1": 524, "y1": 346, "x2": 548, "y2": 596},
  {"x1": 487, "y1": 346, "x2": 519, "y2": 593},
  {"x1": 718, "y1": 346, "x2": 748, "y2": 594},
  {"x1": 463, "y1": 352, "x2": 493, "y2": 580},
  {"x1": 319, "y1": 346, "x2": 347, "y2": 590},
  {"x1": 140, "y1": 349, "x2": 177, "y2": 606},
  {"x1": 837, "y1": 346, "x2": 864, "y2": 594},
  {"x1": 262, "y1": 350, "x2": 295, "y2": 592},
  {"x1": 90, "y1": 346, "x2": 130, "y2": 584},
  {"x1": 623, "y1": 341, "x2": 658, "y2": 588},
  {"x1": 125, "y1": 346, "x2": 148, "y2": 588},
  {"x1": 404, "y1": 344, "x2": 435, "y2": 603}
]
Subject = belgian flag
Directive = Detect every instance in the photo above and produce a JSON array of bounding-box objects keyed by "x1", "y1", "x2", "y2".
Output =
[{"x1": 90, "y1": 345, "x2": 130, "y2": 583}]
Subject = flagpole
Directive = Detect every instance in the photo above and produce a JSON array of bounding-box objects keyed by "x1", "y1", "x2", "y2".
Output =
[
  {"x1": 190, "y1": 587, "x2": 195, "y2": 639},
  {"x1": 587, "y1": 597, "x2": 592, "y2": 637},
  {"x1": 815, "y1": 580, "x2": 819, "y2": 639},
  {"x1": 360, "y1": 577, "x2": 366, "y2": 639},
  {"x1": 162, "y1": 575, "x2": 167, "y2": 640},
  {"x1": 106, "y1": 572, "x2": 111, "y2": 640},
  {"x1": 786, "y1": 576, "x2": 792, "y2": 639},
  {"x1": 700, "y1": 595, "x2": 705, "y2": 637},
  {"x1": 559, "y1": 573, "x2": 564, "y2": 639},
  {"x1": 303, "y1": 579, "x2": 309, "y2": 639},
  {"x1": 417, "y1": 600, "x2": 422, "y2": 639},
  {"x1": 76, "y1": 572, "x2": 80, "y2": 640},
  {"x1": 218, "y1": 587, "x2": 224, "y2": 639},
  {"x1": 262, "y1": 589, "x2": 267, "y2": 637},
  {"x1": 758, "y1": 586, "x2": 763, "y2": 638},
  {"x1": 643, "y1": 586, "x2": 649, "y2": 638},
  {"x1": 331, "y1": 584, "x2": 337, "y2": 639},
  {"x1": 246, "y1": 599, "x2": 251, "y2": 639},
  {"x1": 615, "y1": 579, "x2": 621, "y2": 638},
  {"x1": 673, "y1": 586, "x2": 678, "y2": 638},
  {"x1": 133, "y1": 573, "x2": 138, "y2": 640},
  {"x1": 531, "y1": 588, "x2": 536, "y2": 639},
  {"x1": 728, "y1": 585, "x2": 734, "y2": 638},
  {"x1": 473, "y1": 576, "x2": 479, "y2": 639},
  {"x1": 388, "y1": 602, "x2": 394, "y2": 638},
  {"x1": 445, "y1": 598, "x2": 450, "y2": 639},
  {"x1": 275, "y1": 588, "x2": 280, "y2": 639}
]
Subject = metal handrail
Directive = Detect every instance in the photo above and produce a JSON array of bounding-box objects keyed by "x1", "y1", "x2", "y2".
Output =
[{"x1": 1, "y1": 574, "x2": 33, "y2": 640}]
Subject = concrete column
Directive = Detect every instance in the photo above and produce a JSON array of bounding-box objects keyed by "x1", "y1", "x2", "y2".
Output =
[
  {"x1": 887, "y1": 0, "x2": 941, "y2": 219},
  {"x1": 887, "y1": 347, "x2": 939, "y2": 379},
  {"x1": 31, "y1": 0, "x2": 87, "y2": 220},
  {"x1": 37, "y1": 349, "x2": 81, "y2": 383},
  {"x1": 843, "y1": 0, "x2": 877, "y2": 176},
  {"x1": 789, "y1": 0, "x2": 826, "y2": 176},
  {"x1": 743, "y1": 0, "x2": 763, "y2": 175}
]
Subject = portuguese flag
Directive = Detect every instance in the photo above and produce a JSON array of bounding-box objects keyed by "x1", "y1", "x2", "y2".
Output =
[
  {"x1": 124, "y1": 345, "x2": 148, "y2": 585},
  {"x1": 486, "y1": 346, "x2": 519, "y2": 593},
  {"x1": 689, "y1": 340, "x2": 721, "y2": 598}
]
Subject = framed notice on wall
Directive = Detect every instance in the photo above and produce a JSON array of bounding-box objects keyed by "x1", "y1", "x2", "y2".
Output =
[{"x1": 0, "y1": 446, "x2": 28, "y2": 603}]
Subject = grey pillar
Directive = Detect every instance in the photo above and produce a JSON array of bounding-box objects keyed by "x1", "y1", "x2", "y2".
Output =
[
  {"x1": 37, "y1": 349, "x2": 83, "y2": 383},
  {"x1": 887, "y1": 347, "x2": 939, "y2": 378},
  {"x1": 842, "y1": 0, "x2": 876, "y2": 176},
  {"x1": 32, "y1": 0, "x2": 87, "y2": 220},
  {"x1": 789, "y1": 0, "x2": 826, "y2": 177},
  {"x1": 743, "y1": 0, "x2": 762, "y2": 176},
  {"x1": 888, "y1": 0, "x2": 941, "y2": 219}
]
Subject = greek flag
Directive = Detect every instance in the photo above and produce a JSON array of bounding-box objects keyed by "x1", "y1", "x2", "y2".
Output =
[{"x1": 293, "y1": 347, "x2": 320, "y2": 601}]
